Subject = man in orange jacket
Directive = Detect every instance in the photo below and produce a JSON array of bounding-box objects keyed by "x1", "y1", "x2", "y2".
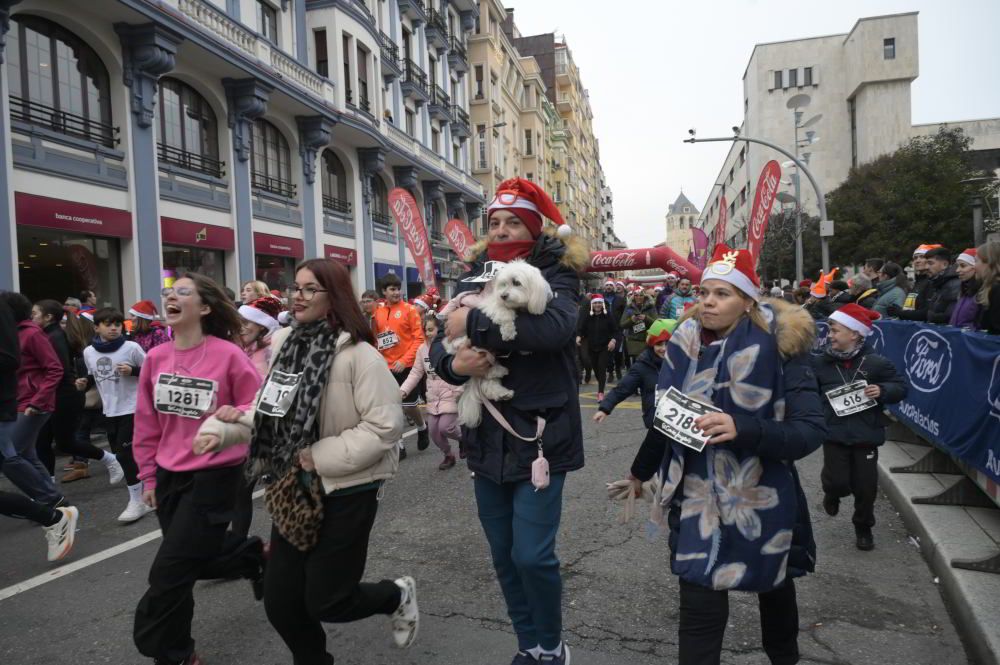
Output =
[{"x1": 373, "y1": 273, "x2": 428, "y2": 457}]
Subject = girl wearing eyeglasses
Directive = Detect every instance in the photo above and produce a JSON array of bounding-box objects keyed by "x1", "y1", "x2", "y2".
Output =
[{"x1": 132, "y1": 273, "x2": 266, "y2": 665}]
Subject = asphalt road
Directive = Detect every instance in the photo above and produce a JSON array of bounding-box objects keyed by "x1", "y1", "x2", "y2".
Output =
[{"x1": 0, "y1": 389, "x2": 970, "y2": 665}]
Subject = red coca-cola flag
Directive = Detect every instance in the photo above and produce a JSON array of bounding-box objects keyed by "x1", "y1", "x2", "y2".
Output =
[
  {"x1": 444, "y1": 218, "x2": 476, "y2": 259},
  {"x1": 713, "y1": 196, "x2": 728, "y2": 253},
  {"x1": 388, "y1": 188, "x2": 437, "y2": 290},
  {"x1": 586, "y1": 247, "x2": 702, "y2": 283},
  {"x1": 747, "y1": 160, "x2": 782, "y2": 266}
]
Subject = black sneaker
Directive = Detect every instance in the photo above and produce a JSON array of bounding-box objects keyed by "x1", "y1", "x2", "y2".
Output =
[
  {"x1": 416, "y1": 428, "x2": 430, "y2": 451},
  {"x1": 538, "y1": 644, "x2": 571, "y2": 664},
  {"x1": 399, "y1": 445, "x2": 408, "y2": 461},
  {"x1": 822, "y1": 494, "x2": 839, "y2": 516},
  {"x1": 855, "y1": 528, "x2": 875, "y2": 551},
  {"x1": 511, "y1": 651, "x2": 538, "y2": 665}
]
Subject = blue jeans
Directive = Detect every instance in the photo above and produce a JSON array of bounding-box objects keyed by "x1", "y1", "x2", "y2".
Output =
[
  {"x1": 0, "y1": 413, "x2": 62, "y2": 505},
  {"x1": 474, "y1": 473, "x2": 566, "y2": 651}
]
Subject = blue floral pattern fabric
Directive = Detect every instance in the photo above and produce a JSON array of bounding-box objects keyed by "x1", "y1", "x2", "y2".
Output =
[{"x1": 652, "y1": 304, "x2": 798, "y2": 592}]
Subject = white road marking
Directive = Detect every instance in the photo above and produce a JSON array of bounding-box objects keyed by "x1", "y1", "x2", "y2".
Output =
[
  {"x1": 0, "y1": 487, "x2": 265, "y2": 603},
  {"x1": 0, "y1": 429, "x2": 420, "y2": 601}
]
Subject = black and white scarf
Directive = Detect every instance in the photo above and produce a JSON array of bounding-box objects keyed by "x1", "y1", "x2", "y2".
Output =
[{"x1": 249, "y1": 319, "x2": 338, "y2": 480}]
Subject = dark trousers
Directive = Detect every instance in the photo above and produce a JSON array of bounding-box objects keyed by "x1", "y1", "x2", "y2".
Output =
[
  {"x1": 679, "y1": 578, "x2": 799, "y2": 665},
  {"x1": 0, "y1": 413, "x2": 62, "y2": 505},
  {"x1": 609, "y1": 344, "x2": 625, "y2": 379},
  {"x1": 105, "y1": 414, "x2": 140, "y2": 486},
  {"x1": 36, "y1": 390, "x2": 93, "y2": 475},
  {"x1": 578, "y1": 345, "x2": 592, "y2": 383},
  {"x1": 134, "y1": 466, "x2": 263, "y2": 663},
  {"x1": 821, "y1": 442, "x2": 879, "y2": 529},
  {"x1": 230, "y1": 474, "x2": 256, "y2": 540},
  {"x1": 0, "y1": 489, "x2": 60, "y2": 526},
  {"x1": 264, "y1": 488, "x2": 400, "y2": 665},
  {"x1": 587, "y1": 348, "x2": 609, "y2": 393}
]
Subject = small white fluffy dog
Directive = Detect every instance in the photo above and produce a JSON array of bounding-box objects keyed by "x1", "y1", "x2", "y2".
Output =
[{"x1": 446, "y1": 260, "x2": 552, "y2": 427}]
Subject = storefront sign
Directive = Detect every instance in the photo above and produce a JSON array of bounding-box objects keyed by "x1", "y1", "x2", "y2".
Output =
[
  {"x1": 15, "y1": 192, "x2": 132, "y2": 238},
  {"x1": 388, "y1": 187, "x2": 437, "y2": 290},
  {"x1": 324, "y1": 244, "x2": 358, "y2": 266},
  {"x1": 253, "y1": 232, "x2": 304, "y2": 258},
  {"x1": 161, "y1": 217, "x2": 235, "y2": 251},
  {"x1": 747, "y1": 160, "x2": 781, "y2": 266}
]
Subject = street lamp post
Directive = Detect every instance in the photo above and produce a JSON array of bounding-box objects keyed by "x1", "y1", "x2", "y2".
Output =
[{"x1": 685, "y1": 125, "x2": 832, "y2": 273}]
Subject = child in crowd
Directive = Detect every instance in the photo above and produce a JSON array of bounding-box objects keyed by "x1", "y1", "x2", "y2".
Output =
[
  {"x1": 812, "y1": 304, "x2": 908, "y2": 551},
  {"x1": 237, "y1": 296, "x2": 283, "y2": 378},
  {"x1": 127, "y1": 300, "x2": 171, "y2": 353},
  {"x1": 76, "y1": 307, "x2": 150, "y2": 523},
  {"x1": 594, "y1": 319, "x2": 676, "y2": 429},
  {"x1": 398, "y1": 316, "x2": 464, "y2": 470}
]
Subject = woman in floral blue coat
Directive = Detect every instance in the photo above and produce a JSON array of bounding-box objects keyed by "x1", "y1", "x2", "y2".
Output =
[{"x1": 629, "y1": 245, "x2": 826, "y2": 665}]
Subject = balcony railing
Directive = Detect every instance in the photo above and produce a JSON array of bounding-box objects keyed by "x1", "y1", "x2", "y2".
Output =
[
  {"x1": 425, "y1": 9, "x2": 449, "y2": 49},
  {"x1": 252, "y1": 171, "x2": 296, "y2": 198},
  {"x1": 358, "y1": 92, "x2": 371, "y2": 113},
  {"x1": 379, "y1": 31, "x2": 400, "y2": 70},
  {"x1": 10, "y1": 96, "x2": 118, "y2": 148},
  {"x1": 157, "y1": 143, "x2": 225, "y2": 179},
  {"x1": 427, "y1": 8, "x2": 448, "y2": 33},
  {"x1": 402, "y1": 58, "x2": 428, "y2": 97},
  {"x1": 449, "y1": 36, "x2": 467, "y2": 61},
  {"x1": 322, "y1": 195, "x2": 352, "y2": 215},
  {"x1": 372, "y1": 210, "x2": 393, "y2": 229}
]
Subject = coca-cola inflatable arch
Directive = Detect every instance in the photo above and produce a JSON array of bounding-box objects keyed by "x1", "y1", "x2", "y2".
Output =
[{"x1": 587, "y1": 247, "x2": 702, "y2": 283}]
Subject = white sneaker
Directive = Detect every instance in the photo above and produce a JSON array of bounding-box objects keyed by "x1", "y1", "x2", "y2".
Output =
[
  {"x1": 43, "y1": 506, "x2": 79, "y2": 562},
  {"x1": 104, "y1": 458, "x2": 124, "y2": 485},
  {"x1": 391, "y1": 576, "x2": 419, "y2": 648},
  {"x1": 118, "y1": 499, "x2": 154, "y2": 523}
]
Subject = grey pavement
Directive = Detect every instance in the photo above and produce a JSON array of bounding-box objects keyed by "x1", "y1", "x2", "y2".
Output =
[{"x1": 0, "y1": 389, "x2": 970, "y2": 664}]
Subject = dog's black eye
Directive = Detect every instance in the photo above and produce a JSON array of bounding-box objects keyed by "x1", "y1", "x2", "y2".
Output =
[{"x1": 513, "y1": 280, "x2": 521, "y2": 286}]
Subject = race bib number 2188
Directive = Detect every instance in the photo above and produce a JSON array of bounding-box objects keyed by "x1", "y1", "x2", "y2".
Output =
[{"x1": 653, "y1": 386, "x2": 722, "y2": 452}]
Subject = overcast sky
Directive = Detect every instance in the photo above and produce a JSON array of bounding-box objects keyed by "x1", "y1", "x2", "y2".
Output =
[{"x1": 509, "y1": 0, "x2": 1000, "y2": 249}]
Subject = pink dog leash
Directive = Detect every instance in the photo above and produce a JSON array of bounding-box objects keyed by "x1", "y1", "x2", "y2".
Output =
[{"x1": 479, "y1": 393, "x2": 550, "y2": 491}]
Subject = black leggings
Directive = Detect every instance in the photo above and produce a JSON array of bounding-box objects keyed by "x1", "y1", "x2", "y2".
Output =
[
  {"x1": 588, "y1": 348, "x2": 610, "y2": 393},
  {"x1": 0, "y1": 490, "x2": 61, "y2": 526},
  {"x1": 678, "y1": 578, "x2": 799, "y2": 665},
  {"x1": 106, "y1": 414, "x2": 140, "y2": 486},
  {"x1": 35, "y1": 390, "x2": 103, "y2": 476}
]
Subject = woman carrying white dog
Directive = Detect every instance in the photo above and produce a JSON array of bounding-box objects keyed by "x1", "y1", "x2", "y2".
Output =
[{"x1": 431, "y1": 178, "x2": 587, "y2": 665}]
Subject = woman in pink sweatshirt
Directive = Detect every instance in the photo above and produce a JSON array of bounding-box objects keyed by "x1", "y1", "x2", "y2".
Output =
[
  {"x1": 398, "y1": 316, "x2": 464, "y2": 469},
  {"x1": 132, "y1": 273, "x2": 264, "y2": 665}
]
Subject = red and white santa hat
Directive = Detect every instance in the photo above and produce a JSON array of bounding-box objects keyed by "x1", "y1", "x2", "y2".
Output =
[
  {"x1": 913, "y1": 243, "x2": 942, "y2": 257},
  {"x1": 589, "y1": 293, "x2": 606, "y2": 314},
  {"x1": 957, "y1": 248, "x2": 977, "y2": 265},
  {"x1": 665, "y1": 272, "x2": 678, "y2": 283},
  {"x1": 238, "y1": 297, "x2": 282, "y2": 334},
  {"x1": 653, "y1": 285, "x2": 664, "y2": 292},
  {"x1": 702, "y1": 244, "x2": 761, "y2": 300},
  {"x1": 487, "y1": 177, "x2": 569, "y2": 239},
  {"x1": 614, "y1": 281, "x2": 625, "y2": 288},
  {"x1": 128, "y1": 300, "x2": 158, "y2": 321},
  {"x1": 829, "y1": 303, "x2": 881, "y2": 338}
]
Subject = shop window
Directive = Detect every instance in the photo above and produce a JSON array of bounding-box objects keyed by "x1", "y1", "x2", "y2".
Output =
[
  {"x1": 162, "y1": 246, "x2": 225, "y2": 288},
  {"x1": 321, "y1": 149, "x2": 351, "y2": 215},
  {"x1": 250, "y1": 118, "x2": 295, "y2": 198},
  {"x1": 6, "y1": 14, "x2": 115, "y2": 147},
  {"x1": 255, "y1": 255, "x2": 295, "y2": 293},
  {"x1": 17, "y1": 228, "x2": 122, "y2": 309},
  {"x1": 157, "y1": 78, "x2": 222, "y2": 178}
]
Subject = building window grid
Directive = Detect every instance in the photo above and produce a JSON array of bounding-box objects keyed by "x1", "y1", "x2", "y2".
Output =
[
  {"x1": 321, "y1": 149, "x2": 351, "y2": 215},
  {"x1": 250, "y1": 118, "x2": 295, "y2": 198},
  {"x1": 803, "y1": 66, "x2": 813, "y2": 86},
  {"x1": 156, "y1": 78, "x2": 222, "y2": 178},
  {"x1": 884, "y1": 38, "x2": 895, "y2": 60},
  {"x1": 257, "y1": 1, "x2": 278, "y2": 46},
  {"x1": 315, "y1": 29, "x2": 328, "y2": 77}
]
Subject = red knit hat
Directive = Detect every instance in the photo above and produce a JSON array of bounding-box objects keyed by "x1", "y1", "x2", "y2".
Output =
[
  {"x1": 957, "y1": 248, "x2": 977, "y2": 265},
  {"x1": 703, "y1": 244, "x2": 760, "y2": 300},
  {"x1": 239, "y1": 297, "x2": 282, "y2": 334},
  {"x1": 829, "y1": 303, "x2": 881, "y2": 337},
  {"x1": 129, "y1": 300, "x2": 158, "y2": 320},
  {"x1": 487, "y1": 177, "x2": 568, "y2": 239},
  {"x1": 913, "y1": 243, "x2": 942, "y2": 257},
  {"x1": 798, "y1": 279, "x2": 812, "y2": 288}
]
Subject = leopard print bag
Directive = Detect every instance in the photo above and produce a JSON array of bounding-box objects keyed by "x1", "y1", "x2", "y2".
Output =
[{"x1": 264, "y1": 466, "x2": 325, "y2": 552}]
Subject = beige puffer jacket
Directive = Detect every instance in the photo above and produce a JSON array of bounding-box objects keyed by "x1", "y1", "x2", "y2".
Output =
[{"x1": 199, "y1": 327, "x2": 405, "y2": 494}]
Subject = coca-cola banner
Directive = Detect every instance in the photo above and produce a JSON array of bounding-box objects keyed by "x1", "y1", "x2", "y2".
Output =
[
  {"x1": 713, "y1": 196, "x2": 728, "y2": 252},
  {"x1": 444, "y1": 218, "x2": 476, "y2": 259},
  {"x1": 388, "y1": 188, "x2": 437, "y2": 291},
  {"x1": 691, "y1": 228, "x2": 710, "y2": 269},
  {"x1": 587, "y1": 247, "x2": 702, "y2": 282},
  {"x1": 747, "y1": 160, "x2": 781, "y2": 266}
]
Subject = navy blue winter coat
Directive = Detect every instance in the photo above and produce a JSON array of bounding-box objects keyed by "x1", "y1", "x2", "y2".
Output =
[
  {"x1": 431, "y1": 231, "x2": 589, "y2": 484},
  {"x1": 598, "y1": 347, "x2": 661, "y2": 429}
]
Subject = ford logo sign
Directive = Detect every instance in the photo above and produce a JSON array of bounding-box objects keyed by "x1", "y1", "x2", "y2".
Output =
[
  {"x1": 812, "y1": 321, "x2": 829, "y2": 356},
  {"x1": 903, "y1": 329, "x2": 953, "y2": 393},
  {"x1": 989, "y1": 354, "x2": 1000, "y2": 422}
]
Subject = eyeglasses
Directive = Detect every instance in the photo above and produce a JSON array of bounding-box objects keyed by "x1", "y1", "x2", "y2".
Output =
[
  {"x1": 161, "y1": 286, "x2": 194, "y2": 297},
  {"x1": 494, "y1": 190, "x2": 520, "y2": 205},
  {"x1": 288, "y1": 286, "x2": 327, "y2": 300}
]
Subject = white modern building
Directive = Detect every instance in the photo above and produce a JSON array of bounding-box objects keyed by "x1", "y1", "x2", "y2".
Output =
[
  {"x1": 697, "y1": 12, "x2": 1000, "y2": 247},
  {"x1": 0, "y1": 0, "x2": 486, "y2": 309}
]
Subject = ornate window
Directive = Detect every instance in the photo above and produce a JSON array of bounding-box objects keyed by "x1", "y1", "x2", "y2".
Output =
[
  {"x1": 371, "y1": 174, "x2": 390, "y2": 228},
  {"x1": 157, "y1": 78, "x2": 222, "y2": 177},
  {"x1": 321, "y1": 150, "x2": 351, "y2": 215},
  {"x1": 250, "y1": 119, "x2": 295, "y2": 198},
  {"x1": 6, "y1": 15, "x2": 115, "y2": 146}
]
